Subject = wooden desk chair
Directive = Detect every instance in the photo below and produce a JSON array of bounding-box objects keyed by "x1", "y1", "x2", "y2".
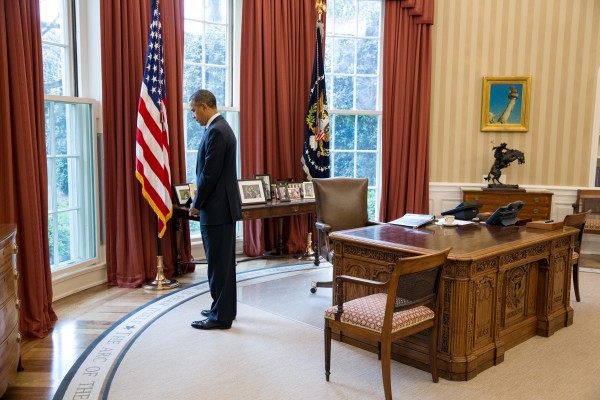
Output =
[
  {"x1": 563, "y1": 211, "x2": 591, "y2": 302},
  {"x1": 310, "y1": 177, "x2": 382, "y2": 293},
  {"x1": 572, "y1": 189, "x2": 600, "y2": 235},
  {"x1": 324, "y1": 248, "x2": 452, "y2": 400}
]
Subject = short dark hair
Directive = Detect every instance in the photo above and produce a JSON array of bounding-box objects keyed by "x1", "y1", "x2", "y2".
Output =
[{"x1": 189, "y1": 90, "x2": 217, "y2": 109}]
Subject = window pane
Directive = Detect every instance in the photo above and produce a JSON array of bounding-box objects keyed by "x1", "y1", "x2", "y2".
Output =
[
  {"x1": 332, "y1": 115, "x2": 354, "y2": 150},
  {"x1": 355, "y1": 76, "x2": 377, "y2": 110},
  {"x1": 184, "y1": 0, "x2": 204, "y2": 20},
  {"x1": 53, "y1": 103, "x2": 67, "y2": 154},
  {"x1": 55, "y1": 157, "x2": 70, "y2": 209},
  {"x1": 367, "y1": 189, "x2": 376, "y2": 220},
  {"x1": 332, "y1": 75, "x2": 354, "y2": 110},
  {"x1": 333, "y1": 0, "x2": 357, "y2": 36},
  {"x1": 184, "y1": 20, "x2": 204, "y2": 63},
  {"x1": 357, "y1": 152, "x2": 376, "y2": 184},
  {"x1": 48, "y1": 214, "x2": 55, "y2": 263},
  {"x1": 324, "y1": 38, "x2": 333, "y2": 74},
  {"x1": 205, "y1": 0, "x2": 227, "y2": 23},
  {"x1": 57, "y1": 210, "x2": 72, "y2": 263},
  {"x1": 40, "y1": 0, "x2": 64, "y2": 43},
  {"x1": 358, "y1": 0, "x2": 381, "y2": 37},
  {"x1": 186, "y1": 150, "x2": 197, "y2": 183},
  {"x1": 206, "y1": 24, "x2": 227, "y2": 65},
  {"x1": 42, "y1": 44, "x2": 64, "y2": 95},
  {"x1": 333, "y1": 152, "x2": 354, "y2": 177},
  {"x1": 356, "y1": 39, "x2": 379, "y2": 74},
  {"x1": 333, "y1": 38, "x2": 354, "y2": 74},
  {"x1": 183, "y1": 64, "x2": 203, "y2": 103},
  {"x1": 206, "y1": 67, "x2": 226, "y2": 104},
  {"x1": 356, "y1": 115, "x2": 378, "y2": 150}
]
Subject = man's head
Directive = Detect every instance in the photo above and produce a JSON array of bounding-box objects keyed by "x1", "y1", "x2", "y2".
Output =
[{"x1": 189, "y1": 90, "x2": 218, "y2": 126}]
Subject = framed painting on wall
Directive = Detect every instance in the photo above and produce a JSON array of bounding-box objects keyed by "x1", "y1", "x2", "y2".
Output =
[{"x1": 480, "y1": 76, "x2": 531, "y2": 132}]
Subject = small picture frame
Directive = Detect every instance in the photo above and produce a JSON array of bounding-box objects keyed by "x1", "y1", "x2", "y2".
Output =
[
  {"x1": 173, "y1": 184, "x2": 191, "y2": 206},
  {"x1": 271, "y1": 184, "x2": 278, "y2": 200},
  {"x1": 288, "y1": 181, "x2": 302, "y2": 194},
  {"x1": 287, "y1": 185, "x2": 302, "y2": 201},
  {"x1": 302, "y1": 181, "x2": 315, "y2": 199},
  {"x1": 237, "y1": 179, "x2": 267, "y2": 205},
  {"x1": 480, "y1": 76, "x2": 531, "y2": 132},
  {"x1": 276, "y1": 183, "x2": 290, "y2": 202},
  {"x1": 253, "y1": 174, "x2": 272, "y2": 200}
]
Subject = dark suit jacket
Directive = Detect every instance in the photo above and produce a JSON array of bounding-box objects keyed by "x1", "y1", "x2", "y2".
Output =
[{"x1": 192, "y1": 115, "x2": 242, "y2": 225}]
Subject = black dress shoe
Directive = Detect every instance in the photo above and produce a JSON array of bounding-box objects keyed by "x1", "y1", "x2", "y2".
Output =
[{"x1": 191, "y1": 318, "x2": 232, "y2": 330}]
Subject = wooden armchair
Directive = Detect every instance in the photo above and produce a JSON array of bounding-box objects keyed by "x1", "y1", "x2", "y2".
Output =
[
  {"x1": 324, "y1": 248, "x2": 452, "y2": 400},
  {"x1": 310, "y1": 177, "x2": 382, "y2": 293},
  {"x1": 563, "y1": 211, "x2": 591, "y2": 302},
  {"x1": 572, "y1": 189, "x2": 600, "y2": 235}
]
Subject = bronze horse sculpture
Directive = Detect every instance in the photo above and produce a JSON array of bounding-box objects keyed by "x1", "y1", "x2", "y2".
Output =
[{"x1": 484, "y1": 143, "x2": 525, "y2": 186}]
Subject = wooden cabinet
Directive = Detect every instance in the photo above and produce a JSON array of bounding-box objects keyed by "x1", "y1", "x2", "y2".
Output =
[
  {"x1": 462, "y1": 188, "x2": 553, "y2": 221},
  {"x1": 0, "y1": 224, "x2": 19, "y2": 397}
]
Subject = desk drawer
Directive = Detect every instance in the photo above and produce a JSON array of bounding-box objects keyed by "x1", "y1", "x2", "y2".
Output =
[
  {"x1": 0, "y1": 326, "x2": 20, "y2": 396},
  {"x1": 0, "y1": 295, "x2": 17, "y2": 342}
]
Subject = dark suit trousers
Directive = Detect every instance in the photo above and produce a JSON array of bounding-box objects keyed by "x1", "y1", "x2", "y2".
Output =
[{"x1": 200, "y1": 222, "x2": 237, "y2": 323}]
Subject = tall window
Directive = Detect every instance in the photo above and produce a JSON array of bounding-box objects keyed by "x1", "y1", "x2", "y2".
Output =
[
  {"x1": 183, "y1": 0, "x2": 239, "y2": 235},
  {"x1": 40, "y1": 0, "x2": 75, "y2": 96},
  {"x1": 41, "y1": 0, "x2": 99, "y2": 271},
  {"x1": 325, "y1": 0, "x2": 382, "y2": 220},
  {"x1": 46, "y1": 98, "x2": 97, "y2": 268}
]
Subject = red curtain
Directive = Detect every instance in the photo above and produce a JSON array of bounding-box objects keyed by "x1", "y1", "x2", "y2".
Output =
[
  {"x1": 100, "y1": 0, "x2": 190, "y2": 287},
  {"x1": 0, "y1": 0, "x2": 57, "y2": 338},
  {"x1": 380, "y1": 0, "x2": 434, "y2": 221},
  {"x1": 239, "y1": 0, "x2": 317, "y2": 256}
]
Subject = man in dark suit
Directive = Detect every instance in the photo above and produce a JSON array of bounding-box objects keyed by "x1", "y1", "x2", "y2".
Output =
[{"x1": 188, "y1": 89, "x2": 242, "y2": 330}]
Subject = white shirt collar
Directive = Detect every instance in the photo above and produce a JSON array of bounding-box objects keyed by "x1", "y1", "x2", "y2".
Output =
[{"x1": 205, "y1": 113, "x2": 219, "y2": 129}]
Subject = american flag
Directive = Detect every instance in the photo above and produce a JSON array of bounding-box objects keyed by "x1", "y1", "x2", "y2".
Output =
[{"x1": 135, "y1": 0, "x2": 172, "y2": 238}]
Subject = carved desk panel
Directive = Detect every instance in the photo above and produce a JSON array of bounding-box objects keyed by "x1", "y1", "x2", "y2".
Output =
[{"x1": 330, "y1": 223, "x2": 576, "y2": 381}]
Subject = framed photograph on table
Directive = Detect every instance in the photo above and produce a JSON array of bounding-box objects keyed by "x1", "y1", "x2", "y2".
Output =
[
  {"x1": 253, "y1": 174, "x2": 272, "y2": 200},
  {"x1": 173, "y1": 184, "x2": 191, "y2": 206},
  {"x1": 302, "y1": 181, "x2": 315, "y2": 199},
  {"x1": 237, "y1": 179, "x2": 267, "y2": 205},
  {"x1": 276, "y1": 183, "x2": 290, "y2": 202},
  {"x1": 287, "y1": 185, "x2": 302, "y2": 201},
  {"x1": 480, "y1": 76, "x2": 531, "y2": 132}
]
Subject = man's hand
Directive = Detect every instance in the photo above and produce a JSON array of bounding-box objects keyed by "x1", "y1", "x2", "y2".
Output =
[{"x1": 189, "y1": 206, "x2": 200, "y2": 218}]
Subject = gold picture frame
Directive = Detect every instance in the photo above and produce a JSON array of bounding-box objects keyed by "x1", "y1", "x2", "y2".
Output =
[{"x1": 481, "y1": 76, "x2": 531, "y2": 132}]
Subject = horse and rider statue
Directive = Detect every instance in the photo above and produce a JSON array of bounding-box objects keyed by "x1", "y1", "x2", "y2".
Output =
[{"x1": 484, "y1": 142, "x2": 525, "y2": 187}]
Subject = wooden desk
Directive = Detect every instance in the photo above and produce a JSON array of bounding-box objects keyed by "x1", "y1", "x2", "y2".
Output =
[
  {"x1": 173, "y1": 199, "x2": 317, "y2": 273},
  {"x1": 330, "y1": 222, "x2": 577, "y2": 381},
  {"x1": 462, "y1": 188, "x2": 553, "y2": 220}
]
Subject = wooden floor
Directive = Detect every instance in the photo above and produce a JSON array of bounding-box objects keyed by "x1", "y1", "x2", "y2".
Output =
[
  {"x1": 3, "y1": 253, "x2": 599, "y2": 400},
  {"x1": 1, "y1": 256, "x2": 303, "y2": 400}
]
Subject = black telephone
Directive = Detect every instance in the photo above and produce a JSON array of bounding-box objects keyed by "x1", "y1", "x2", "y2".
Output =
[{"x1": 486, "y1": 200, "x2": 524, "y2": 226}]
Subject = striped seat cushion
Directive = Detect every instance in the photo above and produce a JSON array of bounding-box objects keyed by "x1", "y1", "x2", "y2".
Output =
[{"x1": 324, "y1": 293, "x2": 435, "y2": 333}]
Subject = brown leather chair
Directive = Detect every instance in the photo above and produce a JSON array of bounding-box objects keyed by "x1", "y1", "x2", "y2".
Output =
[
  {"x1": 563, "y1": 210, "x2": 590, "y2": 302},
  {"x1": 324, "y1": 248, "x2": 452, "y2": 400},
  {"x1": 310, "y1": 177, "x2": 382, "y2": 293}
]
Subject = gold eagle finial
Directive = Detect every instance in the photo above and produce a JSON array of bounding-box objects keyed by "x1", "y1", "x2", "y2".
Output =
[{"x1": 316, "y1": 0, "x2": 326, "y2": 21}]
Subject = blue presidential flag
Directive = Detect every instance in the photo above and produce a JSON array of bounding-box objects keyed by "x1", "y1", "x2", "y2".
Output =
[{"x1": 301, "y1": 21, "x2": 330, "y2": 180}]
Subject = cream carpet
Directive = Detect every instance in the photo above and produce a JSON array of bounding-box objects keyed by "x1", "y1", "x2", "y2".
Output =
[{"x1": 55, "y1": 265, "x2": 600, "y2": 399}]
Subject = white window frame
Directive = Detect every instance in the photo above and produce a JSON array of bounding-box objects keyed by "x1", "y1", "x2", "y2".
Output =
[{"x1": 325, "y1": 0, "x2": 384, "y2": 220}]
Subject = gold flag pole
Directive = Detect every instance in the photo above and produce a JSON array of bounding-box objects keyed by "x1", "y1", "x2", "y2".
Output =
[{"x1": 143, "y1": 223, "x2": 179, "y2": 290}]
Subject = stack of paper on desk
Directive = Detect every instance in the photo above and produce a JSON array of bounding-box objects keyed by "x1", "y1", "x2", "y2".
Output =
[{"x1": 389, "y1": 213, "x2": 435, "y2": 228}]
